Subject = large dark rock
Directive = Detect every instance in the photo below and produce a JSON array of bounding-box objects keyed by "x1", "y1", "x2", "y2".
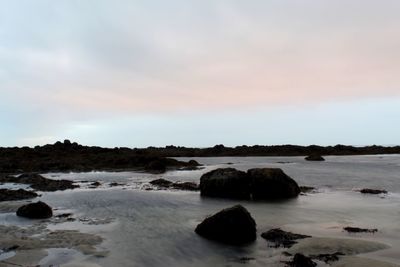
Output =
[
  {"x1": 305, "y1": 155, "x2": 325, "y2": 161},
  {"x1": 200, "y1": 168, "x2": 250, "y2": 199},
  {"x1": 149, "y1": 178, "x2": 173, "y2": 187},
  {"x1": 199, "y1": 167, "x2": 300, "y2": 200},
  {"x1": 16, "y1": 201, "x2": 53, "y2": 219},
  {"x1": 195, "y1": 205, "x2": 256, "y2": 245},
  {"x1": 0, "y1": 189, "x2": 38, "y2": 202},
  {"x1": 248, "y1": 168, "x2": 300, "y2": 200}
]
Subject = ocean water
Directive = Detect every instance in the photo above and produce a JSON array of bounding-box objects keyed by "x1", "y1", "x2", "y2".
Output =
[{"x1": 1, "y1": 155, "x2": 400, "y2": 266}]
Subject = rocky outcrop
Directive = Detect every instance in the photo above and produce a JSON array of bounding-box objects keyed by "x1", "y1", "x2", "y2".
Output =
[
  {"x1": 16, "y1": 201, "x2": 53, "y2": 219},
  {"x1": 261, "y1": 228, "x2": 310, "y2": 248},
  {"x1": 248, "y1": 168, "x2": 300, "y2": 200},
  {"x1": 305, "y1": 155, "x2": 325, "y2": 161},
  {"x1": 200, "y1": 168, "x2": 249, "y2": 199},
  {"x1": 0, "y1": 173, "x2": 78, "y2": 192},
  {"x1": 199, "y1": 168, "x2": 300, "y2": 200},
  {"x1": 149, "y1": 179, "x2": 199, "y2": 191},
  {"x1": 195, "y1": 205, "x2": 256, "y2": 245},
  {"x1": 0, "y1": 189, "x2": 38, "y2": 202}
]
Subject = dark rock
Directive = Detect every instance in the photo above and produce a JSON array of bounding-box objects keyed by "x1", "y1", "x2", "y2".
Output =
[
  {"x1": 3, "y1": 245, "x2": 19, "y2": 252},
  {"x1": 248, "y1": 168, "x2": 300, "y2": 200},
  {"x1": 16, "y1": 201, "x2": 53, "y2": 219},
  {"x1": 188, "y1": 160, "x2": 200, "y2": 166},
  {"x1": 109, "y1": 182, "x2": 124, "y2": 187},
  {"x1": 344, "y1": 227, "x2": 377, "y2": 233},
  {"x1": 287, "y1": 253, "x2": 316, "y2": 267},
  {"x1": 172, "y1": 182, "x2": 199, "y2": 191},
  {"x1": 90, "y1": 181, "x2": 101, "y2": 187},
  {"x1": 0, "y1": 173, "x2": 78, "y2": 192},
  {"x1": 311, "y1": 252, "x2": 344, "y2": 263},
  {"x1": 149, "y1": 178, "x2": 173, "y2": 187},
  {"x1": 261, "y1": 228, "x2": 311, "y2": 248},
  {"x1": 195, "y1": 205, "x2": 256, "y2": 245},
  {"x1": 360, "y1": 188, "x2": 387, "y2": 194},
  {"x1": 0, "y1": 189, "x2": 38, "y2": 202},
  {"x1": 145, "y1": 160, "x2": 167, "y2": 173},
  {"x1": 305, "y1": 155, "x2": 325, "y2": 161},
  {"x1": 200, "y1": 168, "x2": 250, "y2": 199}
]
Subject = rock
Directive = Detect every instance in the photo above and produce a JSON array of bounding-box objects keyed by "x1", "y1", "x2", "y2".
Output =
[
  {"x1": 310, "y1": 252, "x2": 344, "y2": 263},
  {"x1": 261, "y1": 228, "x2": 310, "y2": 248},
  {"x1": 199, "y1": 168, "x2": 301, "y2": 200},
  {"x1": 0, "y1": 189, "x2": 38, "y2": 202},
  {"x1": 172, "y1": 182, "x2": 199, "y2": 191},
  {"x1": 16, "y1": 201, "x2": 53, "y2": 219},
  {"x1": 200, "y1": 168, "x2": 250, "y2": 199},
  {"x1": 145, "y1": 160, "x2": 167, "y2": 173},
  {"x1": 360, "y1": 188, "x2": 387, "y2": 194},
  {"x1": 109, "y1": 182, "x2": 124, "y2": 187},
  {"x1": 149, "y1": 178, "x2": 173, "y2": 187},
  {"x1": 188, "y1": 160, "x2": 200, "y2": 166},
  {"x1": 248, "y1": 168, "x2": 300, "y2": 200},
  {"x1": 0, "y1": 173, "x2": 78, "y2": 192},
  {"x1": 195, "y1": 205, "x2": 256, "y2": 245},
  {"x1": 305, "y1": 155, "x2": 325, "y2": 161},
  {"x1": 288, "y1": 253, "x2": 316, "y2": 267},
  {"x1": 343, "y1": 227, "x2": 377, "y2": 233},
  {"x1": 89, "y1": 181, "x2": 101, "y2": 188}
]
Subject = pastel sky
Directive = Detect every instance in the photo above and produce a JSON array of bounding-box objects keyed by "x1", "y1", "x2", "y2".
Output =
[{"x1": 1, "y1": 0, "x2": 399, "y2": 147}]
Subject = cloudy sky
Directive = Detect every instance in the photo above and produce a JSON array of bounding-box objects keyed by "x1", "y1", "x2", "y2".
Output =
[{"x1": 1, "y1": 0, "x2": 399, "y2": 147}]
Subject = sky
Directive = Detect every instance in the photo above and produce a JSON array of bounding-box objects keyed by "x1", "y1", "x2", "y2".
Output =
[{"x1": 1, "y1": 0, "x2": 399, "y2": 147}]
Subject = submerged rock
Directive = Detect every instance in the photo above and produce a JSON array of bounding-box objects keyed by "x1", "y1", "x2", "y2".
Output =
[
  {"x1": 200, "y1": 168, "x2": 250, "y2": 199},
  {"x1": 0, "y1": 189, "x2": 38, "y2": 202},
  {"x1": 199, "y1": 167, "x2": 300, "y2": 200},
  {"x1": 305, "y1": 155, "x2": 325, "y2": 161},
  {"x1": 360, "y1": 188, "x2": 387, "y2": 194},
  {"x1": 300, "y1": 186, "x2": 315, "y2": 193},
  {"x1": 16, "y1": 201, "x2": 53, "y2": 219},
  {"x1": 195, "y1": 205, "x2": 256, "y2": 245},
  {"x1": 248, "y1": 168, "x2": 300, "y2": 200},
  {"x1": 261, "y1": 228, "x2": 311, "y2": 248}
]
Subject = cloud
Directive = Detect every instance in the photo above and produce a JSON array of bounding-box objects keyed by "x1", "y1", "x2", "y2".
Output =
[{"x1": 1, "y1": 1, "x2": 400, "y2": 145}]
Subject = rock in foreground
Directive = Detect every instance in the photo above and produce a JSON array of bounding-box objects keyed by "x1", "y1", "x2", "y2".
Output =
[
  {"x1": 199, "y1": 168, "x2": 300, "y2": 200},
  {"x1": 16, "y1": 201, "x2": 53, "y2": 219},
  {"x1": 0, "y1": 189, "x2": 38, "y2": 202},
  {"x1": 195, "y1": 205, "x2": 256, "y2": 245}
]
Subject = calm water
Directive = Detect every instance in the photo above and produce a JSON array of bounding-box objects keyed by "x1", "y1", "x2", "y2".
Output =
[{"x1": 2, "y1": 155, "x2": 400, "y2": 266}]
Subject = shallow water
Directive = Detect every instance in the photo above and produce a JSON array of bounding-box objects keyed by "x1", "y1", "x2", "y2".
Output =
[{"x1": 1, "y1": 155, "x2": 400, "y2": 266}]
